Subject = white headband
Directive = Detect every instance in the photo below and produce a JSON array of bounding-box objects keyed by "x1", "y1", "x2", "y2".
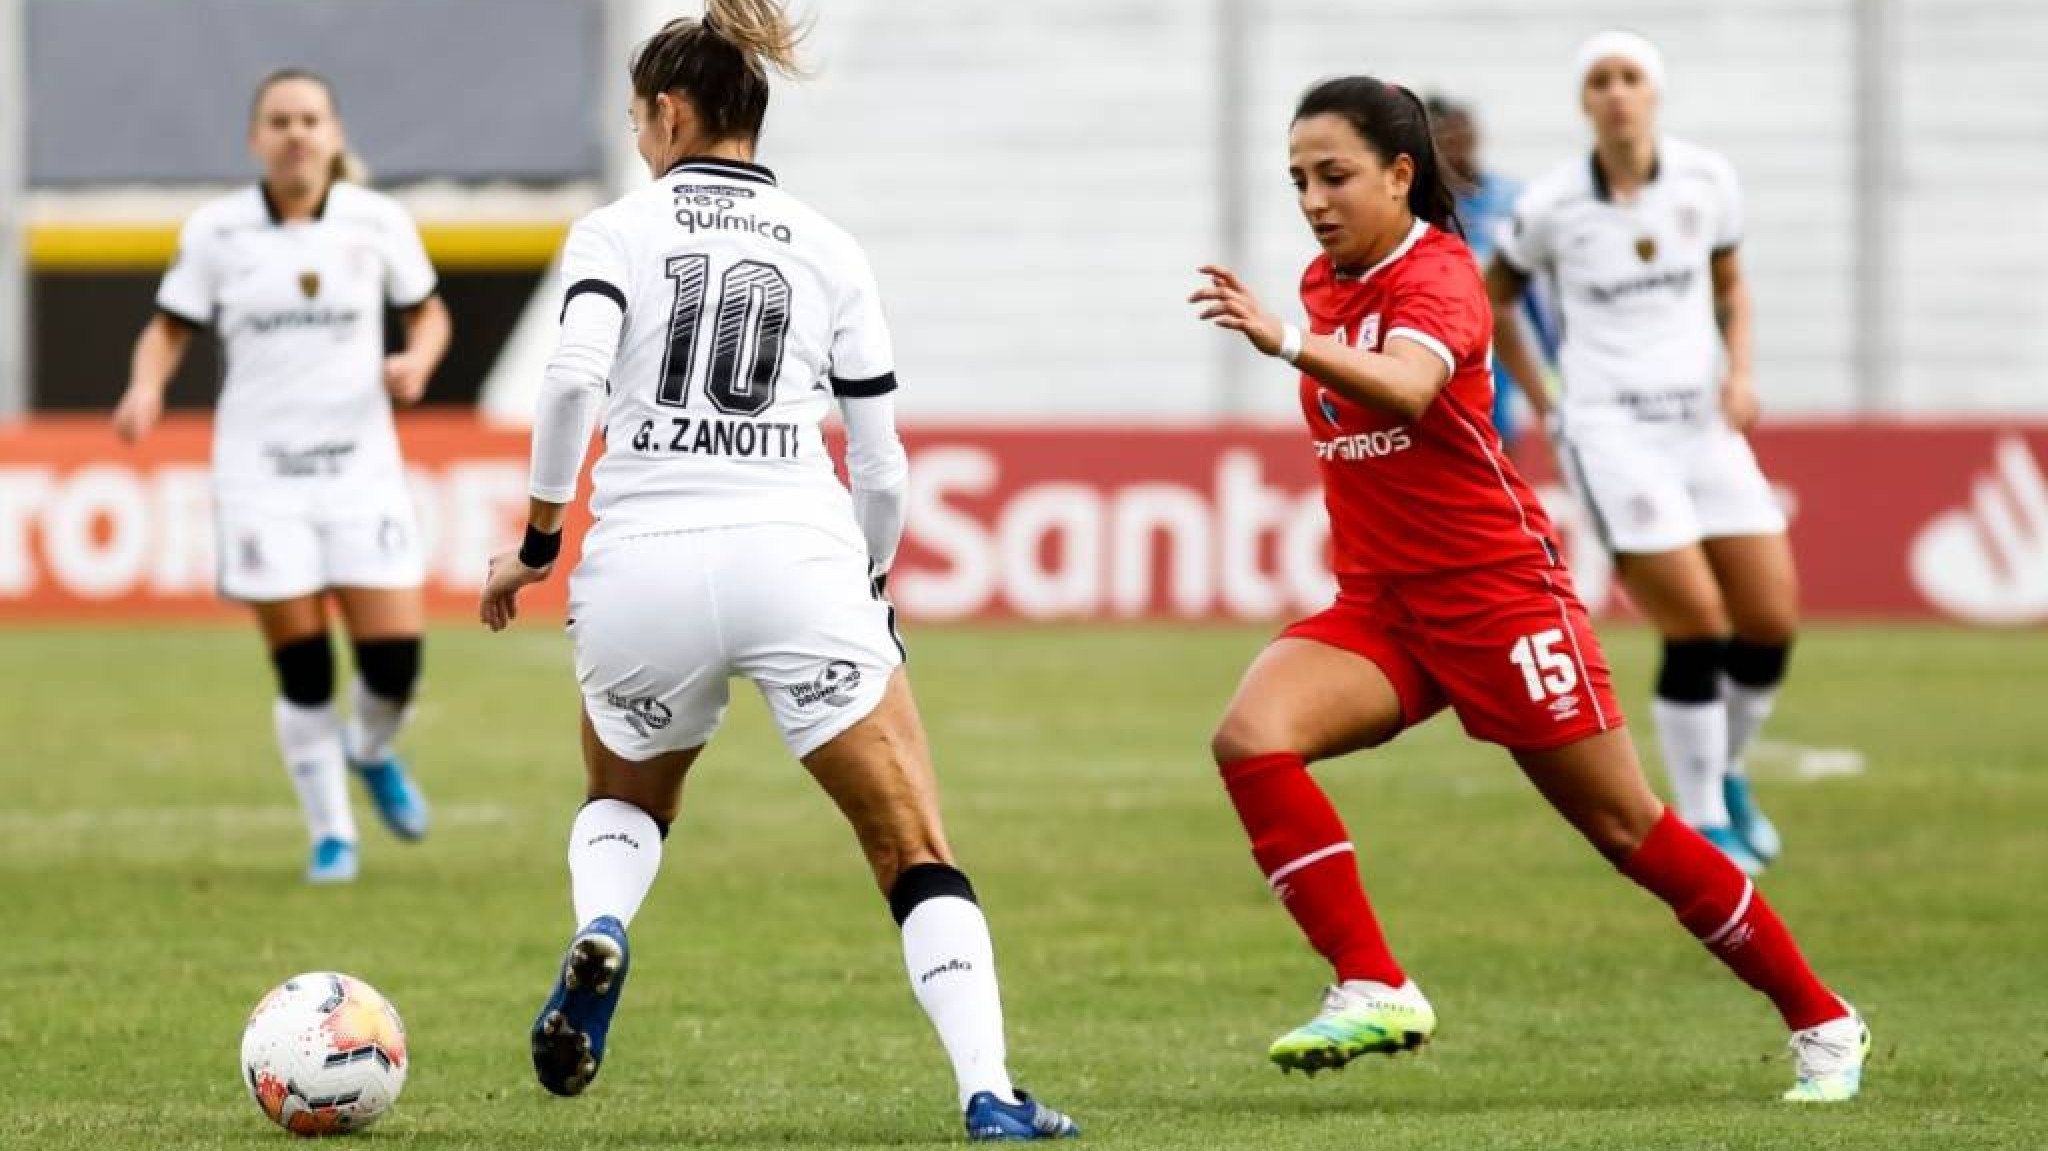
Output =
[{"x1": 1575, "y1": 30, "x2": 1665, "y2": 93}]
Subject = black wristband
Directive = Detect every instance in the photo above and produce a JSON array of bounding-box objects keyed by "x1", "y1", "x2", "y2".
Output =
[{"x1": 518, "y1": 524, "x2": 563, "y2": 569}]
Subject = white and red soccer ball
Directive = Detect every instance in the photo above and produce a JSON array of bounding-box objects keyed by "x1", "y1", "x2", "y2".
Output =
[{"x1": 240, "y1": 972, "x2": 409, "y2": 1137}]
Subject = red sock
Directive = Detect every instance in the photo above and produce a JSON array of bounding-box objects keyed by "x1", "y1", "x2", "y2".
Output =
[
  {"x1": 1220, "y1": 752, "x2": 1405, "y2": 986},
  {"x1": 1622, "y1": 809, "x2": 1845, "y2": 1030}
]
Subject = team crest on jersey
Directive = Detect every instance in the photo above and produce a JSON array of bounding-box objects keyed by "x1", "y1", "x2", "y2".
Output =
[
  {"x1": 1633, "y1": 236, "x2": 1657, "y2": 263},
  {"x1": 1341, "y1": 313, "x2": 1381, "y2": 350},
  {"x1": 298, "y1": 270, "x2": 321, "y2": 299},
  {"x1": 1317, "y1": 389, "x2": 1341, "y2": 426}
]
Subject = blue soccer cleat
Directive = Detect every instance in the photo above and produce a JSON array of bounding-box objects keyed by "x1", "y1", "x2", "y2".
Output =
[
  {"x1": 965, "y1": 1089, "x2": 1079, "y2": 1141},
  {"x1": 1724, "y1": 773, "x2": 1783, "y2": 865},
  {"x1": 531, "y1": 916, "x2": 630, "y2": 1097},
  {"x1": 1698, "y1": 823, "x2": 1766, "y2": 877},
  {"x1": 305, "y1": 837, "x2": 358, "y2": 884},
  {"x1": 350, "y1": 757, "x2": 430, "y2": 841}
]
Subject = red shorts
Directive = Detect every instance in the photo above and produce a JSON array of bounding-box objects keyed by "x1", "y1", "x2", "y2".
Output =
[{"x1": 1281, "y1": 561, "x2": 1624, "y2": 752}]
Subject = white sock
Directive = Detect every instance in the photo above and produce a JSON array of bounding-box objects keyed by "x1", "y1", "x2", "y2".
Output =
[
  {"x1": 344, "y1": 677, "x2": 411, "y2": 765},
  {"x1": 274, "y1": 699, "x2": 356, "y2": 844},
  {"x1": 568, "y1": 799, "x2": 663, "y2": 928},
  {"x1": 1723, "y1": 676, "x2": 1780, "y2": 775},
  {"x1": 1651, "y1": 697, "x2": 1730, "y2": 826},
  {"x1": 902, "y1": 896, "x2": 1017, "y2": 1109}
]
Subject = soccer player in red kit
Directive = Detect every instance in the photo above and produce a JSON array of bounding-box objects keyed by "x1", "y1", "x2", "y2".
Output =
[{"x1": 1189, "y1": 76, "x2": 1869, "y2": 1103}]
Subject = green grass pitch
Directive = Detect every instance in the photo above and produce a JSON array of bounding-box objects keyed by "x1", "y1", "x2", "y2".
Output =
[{"x1": 1, "y1": 621, "x2": 2042, "y2": 1149}]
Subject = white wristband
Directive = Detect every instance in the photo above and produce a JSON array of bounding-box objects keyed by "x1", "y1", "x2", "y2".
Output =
[{"x1": 1277, "y1": 323, "x2": 1305, "y2": 364}]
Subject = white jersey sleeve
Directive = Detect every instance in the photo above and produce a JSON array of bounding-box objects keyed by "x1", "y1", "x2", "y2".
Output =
[
  {"x1": 827, "y1": 246, "x2": 897, "y2": 395},
  {"x1": 557, "y1": 211, "x2": 633, "y2": 320},
  {"x1": 1496, "y1": 186, "x2": 1556, "y2": 276},
  {"x1": 373, "y1": 197, "x2": 439, "y2": 307},
  {"x1": 1706, "y1": 152, "x2": 1744, "y2": 253},
  {"x1": 529, "y1": 214, "x2": 631, "y2": 503},
  {"x1": 156, "y1": 210, "x2": 224, "y2": 326}
]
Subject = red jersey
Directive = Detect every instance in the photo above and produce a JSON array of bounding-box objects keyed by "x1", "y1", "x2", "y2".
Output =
[{"x1": 1298, "y1": 221, "x2": 1562, "y2": 580}]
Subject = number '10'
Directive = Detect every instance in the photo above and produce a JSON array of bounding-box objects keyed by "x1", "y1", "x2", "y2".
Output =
[{"x1": 657, "y1": 254, "x2": 793, "y2": 417}]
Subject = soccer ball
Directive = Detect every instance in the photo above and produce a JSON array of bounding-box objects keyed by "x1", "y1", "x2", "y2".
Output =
[{"x1": 240, "y1": 972, "x2": 409, "y2": 1137}]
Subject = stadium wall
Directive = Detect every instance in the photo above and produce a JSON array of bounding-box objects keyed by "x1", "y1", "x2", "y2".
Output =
[{"x1": 4, "y1": 415, "x2": 2044, "y2": 626}]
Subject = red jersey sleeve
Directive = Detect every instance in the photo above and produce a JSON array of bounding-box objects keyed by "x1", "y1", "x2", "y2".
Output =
[{"x1": 1383, "y1": 253, "x2": 1488, "y2": 377}]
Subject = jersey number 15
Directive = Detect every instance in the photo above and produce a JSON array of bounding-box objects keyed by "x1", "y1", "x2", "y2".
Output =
[{"x1": 657, "y1": 254, "x2": 793, "y2": 418}]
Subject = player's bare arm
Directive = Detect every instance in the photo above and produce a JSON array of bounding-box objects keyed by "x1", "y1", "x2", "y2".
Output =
[
  {"x1": 1485, "y1": 256, "x2": 1554, "y2": 421},
  {"x1": 113, "y1": 313, "x2": 195, "y2": 443},
  {"x1": 385, "y1": 295, "x2": 452, "y2": 405},
  {"x1": 1191, "y1": 263, "x2": 1449, "y2": 421},
  {"x1": 1711, "y1": 248, "x2": 1758, "y2": 431}
]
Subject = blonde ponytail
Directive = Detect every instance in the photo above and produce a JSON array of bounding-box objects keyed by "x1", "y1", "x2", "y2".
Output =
[
  {"x1": 702, "y1": 0, "x2": 808, "y2": 78},
  {"x1": 331, "y1": 149, "x2": 370, "y2": 184}
]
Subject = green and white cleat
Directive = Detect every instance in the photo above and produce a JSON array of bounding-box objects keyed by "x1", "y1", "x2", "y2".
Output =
[
  {"x1": 1783, "y1": 1007, "x2": 1870, "y2": 1102},
  {"x1": 1268, "y1": 979, "x2": 1436, "y2": 1074}
]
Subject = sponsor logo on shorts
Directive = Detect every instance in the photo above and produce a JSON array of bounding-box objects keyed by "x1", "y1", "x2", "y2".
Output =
[
  {"x1": 785, "y1": 660, "x2": 862, "y2": 709},
  {"x1": 239, "y1": 533, "x2": 264, "y2": 572},
  {"x1": 377, "y1": 517, "x2": 407, "y2": 555},
  {"x1": 1614, "y1": 387, "x2": 1710, "y2": 424},
  {"x1": 1548, "y1": 693, "x2": 1583, "y2": 723},
  {"x1": 605, "y1": 690, "x2": 673, "y2": 738},
  {"x1": 264, "y1": 441, "x2": 357, "y2": 478}
]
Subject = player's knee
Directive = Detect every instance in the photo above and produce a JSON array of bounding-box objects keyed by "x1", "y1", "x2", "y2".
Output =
[
  {"x1": 1211, "y1": 713, "x2": 1289, "y2": 767},
  {"x1": 1725, "y1": 637, "x2": 1793, "y2": 689},
  {"x1": 1729, "y1": 607, "x2": 1797, "y2": 651},
  {"x1": 270, "y1": 634, "x2": 335, "y2": 707},
  {"x1": 886, "y1": 860, "x2": 977, "y2": 926},
  {"x1": 353, "y1": 636, "x2": 421, "y2": 703},
  {"x1": 1654, "y1": 638, "x2": 1726, "y2": 704}
]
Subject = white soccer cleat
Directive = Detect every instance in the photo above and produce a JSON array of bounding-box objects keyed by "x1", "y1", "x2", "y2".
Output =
[
  {"x1": 1268, "y1": 979, "x2": 1437, "y2": 1073},
  {"x1": 1783, "y1": 1006, "x2": 1870, "y2": 1102}
]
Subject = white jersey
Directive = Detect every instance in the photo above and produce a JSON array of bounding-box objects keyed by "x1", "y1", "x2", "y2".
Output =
[
  {"x1": 156, "y1": 183, "x2": 437, "y2": 502},
  {"x1": 1496, "y1": 136, "x2": 1741, "y2": 426},
  {"x1": 558, "y1": 157, "x2": 896, "y2": 548}
]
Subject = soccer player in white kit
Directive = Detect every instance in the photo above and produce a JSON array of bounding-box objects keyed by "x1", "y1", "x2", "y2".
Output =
[
  {"x1": 475, "y1": 3, "x2": 1077, "y2": 1139},
  {"x1": 1487, "y1": 33, "x2": 1796, "y2": 875},
  {"x1": 113, "y1": 71, "x2": 448, "y2": 884}
]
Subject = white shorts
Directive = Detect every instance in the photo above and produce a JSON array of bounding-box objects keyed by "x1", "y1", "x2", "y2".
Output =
[
  {"x1": 1554, "y1": 415, "x2": 1787, "y2": 554},
  {"x1": 568, "y1": 523, "x2": 904, "y2": 761},
  {"x1": 215, "y1": 486, "x2": 425, "y2": 602}
]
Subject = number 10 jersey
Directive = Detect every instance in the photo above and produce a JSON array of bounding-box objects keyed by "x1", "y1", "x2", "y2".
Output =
[{"x1": 559, "y1": 157, "x2": 897, "y2": 549}]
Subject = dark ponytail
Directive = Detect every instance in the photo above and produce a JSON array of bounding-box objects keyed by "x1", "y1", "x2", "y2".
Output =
[{"x1": 1293, "y1": 76, "x2": 1463, "y2": 237}]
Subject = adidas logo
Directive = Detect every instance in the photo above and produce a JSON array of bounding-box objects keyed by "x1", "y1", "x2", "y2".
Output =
[{"x1": 1910, "y1": 434, "x2": 2048, "y2": 624}]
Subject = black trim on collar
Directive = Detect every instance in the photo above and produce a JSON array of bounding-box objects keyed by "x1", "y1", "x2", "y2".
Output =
[
  {"x1": 260, "y1": 180, "x2": 332, "y2": 225},
  {"x1": 1588, "y1": 150, "x2": 1660, "y2": 203},
  {"x1": 664, "y1": 156, "x2": 777, "y2": 186}
]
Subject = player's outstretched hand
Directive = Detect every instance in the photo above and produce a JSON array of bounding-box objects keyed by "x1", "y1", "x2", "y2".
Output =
[
  {"x1": 384, "y1": 352, "x2": 433, "y2": 406},
  {"x1": 112, "y1": 385, "x2": 163, "y2": 444},
  {"x1": 479, "y1": 550, "x2": 550, "y2": 632},
  {"x1": 1190, "y1": 265, "x2": 1284, "y2": 357}
]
